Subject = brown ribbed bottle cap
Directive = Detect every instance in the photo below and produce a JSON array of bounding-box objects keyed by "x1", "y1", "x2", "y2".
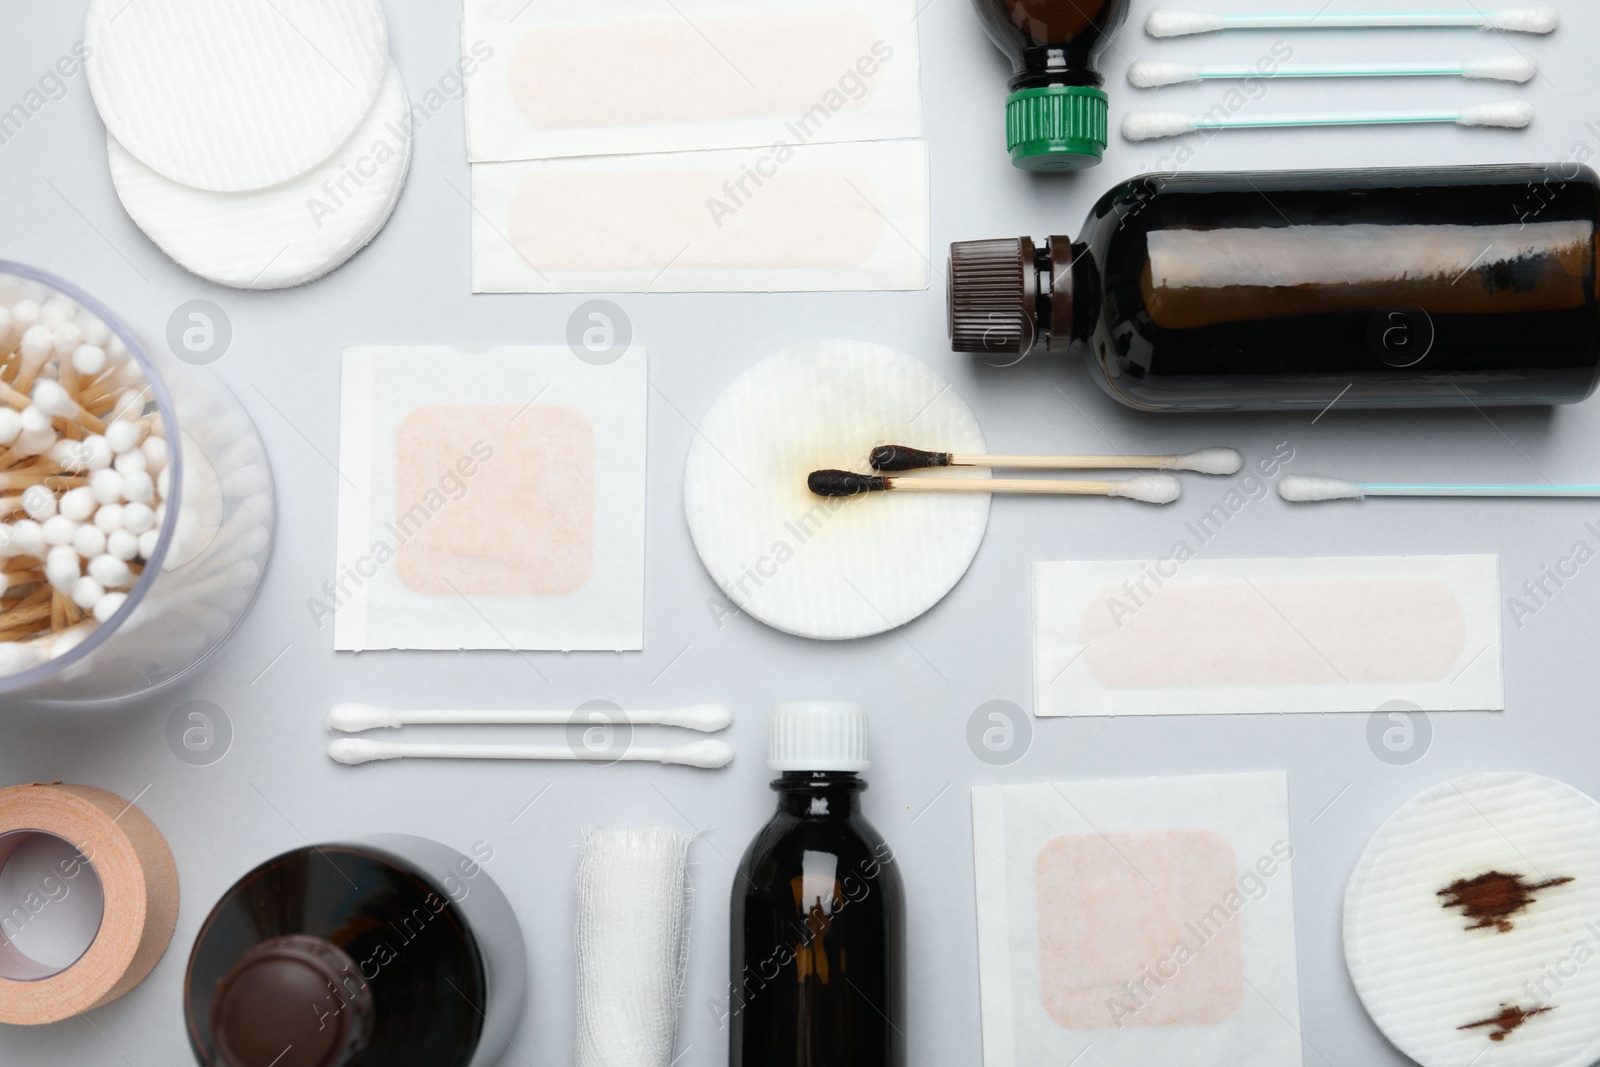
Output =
[
  {"x1": 212, "y1": 935, "x2": 375, "y2": 1067},
  {"x1": 949, "y1": 237, "x2": 1036, "y2": 355}
]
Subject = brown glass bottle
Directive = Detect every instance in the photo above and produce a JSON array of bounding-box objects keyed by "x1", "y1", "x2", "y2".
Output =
[
  {"x1": 950, "y1": 163, "x2": 1600, "y2": 411},
  {"x1": 730, "y1": 703, "x2": 905, "y2": 1066},
  {"x1": 972, "y1": 0, "x2": 1133, "y2": 169},
  {"x1": 184, "y1": 837, "x2": 525, "y2": 1067}
]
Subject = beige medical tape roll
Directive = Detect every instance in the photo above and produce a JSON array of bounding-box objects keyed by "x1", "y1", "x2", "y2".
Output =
[{"x1": 0, "y1": 782, "x2": 179, "y2": 1025}]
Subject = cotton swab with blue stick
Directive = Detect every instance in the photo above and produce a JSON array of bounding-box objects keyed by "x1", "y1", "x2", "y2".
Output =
[
  {"x1": 1129, "y1": 56, "x2": 1537, "y2": 89},
  {"x1": 1147, "y1": 7, "x2": 1559, "y2": 38},
  {"x1": 1123, "y1": 101, "x2": 1532, "y2": 141},
  {"x1": 1279, "y1": 475, "x2": 1600, "y2": 503}
]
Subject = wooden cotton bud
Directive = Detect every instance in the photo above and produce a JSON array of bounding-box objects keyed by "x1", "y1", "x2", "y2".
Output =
[
  {"x1": 39, "y1": 298, "x2": 75, "y2": 329},
  {"x1": 88, "y1": 554, "x2": 132, "y2": 589},
  {"x1": 93, "y1": 503, "x2": 123, "y2": 533},
  {"x1": 141, "y1": 435, "x2": 168, "y2": 473},
  {"x1": 45, "y1": 546, "x2": 79, "y2": 591},
  {"x1": 0, "y1": 642, "x2": 40, "y2": 677},
  {"x1": 58, "y1": 486, "x2": 96, "y2": 522},
  {"x1": 72, "y1": 524, "x2": 106, "y2": 559},
  {"x1": 107, "y1": 528, "x2": 138, "y2": 561},
  {"x1": 48, "y1": 437, "x2": 93, "y2": 473},
  {"x1": 10, "y1": 426, "x2": 55, "y2": 458},
  {"x1": 7, "y1": 520, "x2": 46, "y2": 558},
  {"x1": 40, "y1": 515, "x2": 78, "y2": 546},
  {"x1": 70, "y1": 576, "x2": 103, "y2": 610},
  {"x1": 93, "y1": 590, "x2": 127, "y2": 623},
  {"x1": 121, "y1": 501, "x2": 154, "y2": 533},
  {"x1": 76, "y1": 313, "x2": 110, "y2": 347},
  {"x1": 120, "y1": 470, "x2": 154, "y2": 503},
  {"x1": 20, "y1": 484, "x2": 56, "y2": 520},
  {"x1": 90, "y1": 468, "x2": 123, "y2": 505},
  {"x1": 9, "y1": 299, "x2": 39, "y2": 333},
  {"x1": 137, "y1": 529, "x2": 158, "y2": 560},
  {"x1": 72, "y1": 343, "x2": 107, "y2": 377},
  {"x1": 32, "y1": 380, "x2": 84, "y2": 420},
  {"x1": 0, "y1": 409, "x2": 20, "y2": 446},
  {"x1": 51, "y1": 322, "x2": 83, "y2": 358},
  {"x1": 82, "y1": 435, "x2": 112, "y2": 471},
  {"x1": 104, "y1": 420, "x2": 142, "y2": 454},
  {"x1": 51, "y1": 627, "x2": 87, "y2": 657},
  {"x1": 19, "y1": 324, "x2": 54, "y2": 363},
  {"x1": 113, "y1": 450, "x2": 147, "y2": 476}
]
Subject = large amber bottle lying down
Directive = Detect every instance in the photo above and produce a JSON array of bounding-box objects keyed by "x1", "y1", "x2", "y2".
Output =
[{"x1": 949, "y1": 164, "x2": 1600, "y2": 411}]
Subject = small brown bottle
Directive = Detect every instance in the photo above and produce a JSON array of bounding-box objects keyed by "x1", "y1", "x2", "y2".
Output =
[
  {"x1": 972, "y1": 0, "x2": 1133, "y2": 170},
  {"x1": 729, "y1": 702, "x2": 905, "y2": 1066}
]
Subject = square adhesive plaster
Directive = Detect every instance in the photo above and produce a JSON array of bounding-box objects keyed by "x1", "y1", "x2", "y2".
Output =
[{"x1": 336, "y1": 347, "x2": 645, "y2": 651}]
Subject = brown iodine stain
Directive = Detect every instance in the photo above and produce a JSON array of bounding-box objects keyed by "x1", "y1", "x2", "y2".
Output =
[
  {"x1": 1437, "y1": 870, "x2": 1574, "y2": 933},
  {"x1": 1459, "y1": 1004, "x2": 1553, "y2": 1042}
]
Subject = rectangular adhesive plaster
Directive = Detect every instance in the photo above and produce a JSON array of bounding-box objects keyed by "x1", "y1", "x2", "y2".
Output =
[
  {"x1": 1033, "y1": 555, "x2": 1503, "y2": 717},
  {"x1": 462, "y1": 0, "x2": 923, "y2": 162},
  {"x1": 335, "y1": 346, "x2": 645, "y2": 651},
  {"x1": 470, "y1": 139, "x2": 929, "y2": 292},
  {"x1": 973, "y1": 773, "x2": 1303, "y2": 1067}
]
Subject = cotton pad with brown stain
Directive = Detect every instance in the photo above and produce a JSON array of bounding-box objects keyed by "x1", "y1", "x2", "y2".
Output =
[
  {"x1": 1438, "y1": 871, "x2": 1575, "y2": 933},
  {"x1": 1459, "y1": 1003, "x2": 1553, "y2": 1042}
]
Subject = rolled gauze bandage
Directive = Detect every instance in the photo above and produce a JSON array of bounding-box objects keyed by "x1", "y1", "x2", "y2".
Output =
[{"x1": 576, "y1": 826, "x2": 694, "y2": 1067}]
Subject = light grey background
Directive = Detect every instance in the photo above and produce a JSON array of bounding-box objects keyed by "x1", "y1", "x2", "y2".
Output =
[{"x1": 2, "y1": 1, "x2": 1598, "y2": 1064}]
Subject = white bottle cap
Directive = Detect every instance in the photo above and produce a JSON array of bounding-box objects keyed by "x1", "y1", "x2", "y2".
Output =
[{"x1": 767, "y1": 701, "x2": 870, "y2": 773}]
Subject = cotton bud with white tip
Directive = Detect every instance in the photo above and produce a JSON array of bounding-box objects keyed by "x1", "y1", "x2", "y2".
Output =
[
  {"x1": 40, "y1": 299, "x2": 74, "y2": 329},
  {"x1": 104, "y1": 420, "x2": 141, "y2": 454},
  {"x1": 10, "y1": 427, "x2": 55, "y2": 457},
  {"x1": 51, "y1": 627, "x2": 87, "y2": 657},
  {"x1": 19, "y1": 324, "x2": 54, "y2": 363},
  {"x1": 9, "y1": 299, "x2": 39, "y2": 332},
  {"x1": 661, "y1": 740, "x2": 737, "y2": 768},
  {"x1": 88, "y1": 554, "x2": 133, "y2": 589},
  {"x1": 114, "y1": 450, "x2": 147, "y2": 476},
  {"x1": 107, "y1": 529, "x2": 139, "y2": 561},
  {"x1": 31, "y1": 380, "x2": 82, "y2": 420},
  {"x1": 58, "y1": 486, "x2": 95, "y2": 522},
  {"x1": 659, "y1": 704, "x2": 734, "y2": 731},
  {"x1": 19, "y1": 406, "x2": 50, "y2": 435},
  {"x1": 1169, "y1": 447, "x2": 1244, "y2": 475},
  {"x1": 20, "y1": 484, "x2": 56, "y2": 520},
  {"x1": 1277, "y1": 475, "x2": 1366, "y2": 502},
  {"x1": 77, "y1": 314, "x2": 110, "y2": 347},
  {"x1": 46, "y1": 546, "x2": 80, "y2": 591},
  {"x1": 90, "y1": 468, "x2": 123, "y2": 505},
  {"x1": 93, "y1": 503, "x2": 123, "y2": 533},
  {"x1": 48, "y1": 438, "x2": 90, "y2": 473},
  {"x1": 92, "y1": 591, "x2": 127, "y2": 623},
  {"x1": 69, "y1": 576, "x2": 103, "y2": 610},
  {"x1": 72, "y1": 524, "x2": 106, "y2": 559},
  {"x1": 7, "y1": 524, "x2": 45, "y2": 563},
  {"x1": 41, "y1": 515, "x2": 78, "y2": 547},
  {"x1": 51, "y1": 323, "x2": 83, "y2": 358},
  {"x1": 140, "y1": 436, "x2": 168, "y2": 472},
  {"x1": 0, "y1": 642, "x2": 40, "y2": 677},
  {"x1": 72, "y1": 343, "x2": 106, "y2": 376},
  {"x1": 121, "y1": 501, "x2": 155, "y2": 534},
  {"x1": 1108, "y1": 474, "x2": 1183, "y2": 505},
  {"x1": 107, "y1": 334, "x2": 129, "y2": 362},
  {"x1": 137, "y1": 529, "x2": 159, "y2": 559},
  {"x1": 327, "y1": 703, "x2": 404, "y2": 732},
  {"x1": 0, "y1": 409, "x2": 20, "y2": 445},
  {"x1": 155, "y1": 467, "x2": 170, "y2": 500}
]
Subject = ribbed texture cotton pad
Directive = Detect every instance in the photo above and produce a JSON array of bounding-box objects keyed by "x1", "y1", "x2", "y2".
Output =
[
  {"x1": 107, "y1": 64, "x2": 412, "y2": 289},
  {"x1": 683, "y1": 341, "x2": 989, "y2": 640},
  {"x1": 86, "y1": 0, "x2": 389, "y2": 191},
  {"x1": 575, "y1": 827, "x2": 693, "y2": 1067},
  {"x1": 1345, "y1": 773, "x2": 1600, "y2": 1066}
]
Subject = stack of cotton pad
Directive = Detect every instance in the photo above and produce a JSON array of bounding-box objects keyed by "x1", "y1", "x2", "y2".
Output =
[
  {"x1": 683, "y1": 341, "x2": 990, "y2": 640},
  {"x1": 85, "y1": 0, "x2": 411, "y2": 289},
  {"x1": 1345, "y1": 773, "x2": 1600, "y2": 1065}
]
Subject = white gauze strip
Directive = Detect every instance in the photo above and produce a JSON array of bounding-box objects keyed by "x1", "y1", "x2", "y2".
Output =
[
  {"x1": 576, "y1": 827, "x2": 694, "y2": 1067},
  {"x1": 1034, "y1": 555, "x2": 1503, "y2": 716},
  {"x1": 462, "y1": 0, "x2": 923, "y2": 162},
  {"x1": 470, "y1": 140, "x2": 929, "y2": 292}
]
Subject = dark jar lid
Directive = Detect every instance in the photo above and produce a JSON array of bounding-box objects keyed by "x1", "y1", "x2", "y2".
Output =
[
  {"x1": 948, "y1": 236, "x2": 1075, "y2": 358},
  {"x1": 211, "y1": 935, "x2": 374, "y2": 1067}
]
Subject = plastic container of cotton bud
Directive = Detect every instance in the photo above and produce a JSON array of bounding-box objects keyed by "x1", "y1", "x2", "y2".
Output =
[{"x1": 0, "y1": 263, "x2": 274, "y2": 701}]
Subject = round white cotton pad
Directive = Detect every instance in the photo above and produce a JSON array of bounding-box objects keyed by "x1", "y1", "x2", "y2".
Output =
[
  {"x1": 107, "y1": 65, "x2": 412, "y2": 290},
  {"x1": 684, "y1": 342, "x2": 989, "y2": 641},
  {"x1": 85, "y1": 0, "x2": 389, "y2": 192},
  {"x1": 1345, "y1": 773, "x2": 1600, "y2": 1066}
]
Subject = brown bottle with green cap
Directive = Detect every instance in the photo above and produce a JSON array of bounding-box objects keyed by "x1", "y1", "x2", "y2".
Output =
[
  {"x1": 949, "y1": 163, "x2": 1600, "y2": 411},
  {"x1": 973, "y1": 0, "x2": 1132, "y2": 170}
]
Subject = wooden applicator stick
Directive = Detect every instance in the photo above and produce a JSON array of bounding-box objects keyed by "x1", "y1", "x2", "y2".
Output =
[
  {"x1": 870, "y1": 444, "x2": 1242, "y2": 474},
  {"x1": 808, "y1": 470, "x2": 1182, "y2": 504}
]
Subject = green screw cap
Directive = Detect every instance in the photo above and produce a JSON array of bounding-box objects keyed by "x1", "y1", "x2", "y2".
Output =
[{"x1": 1005, "y1": 85, "x2": 1108, "y2": 172}]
